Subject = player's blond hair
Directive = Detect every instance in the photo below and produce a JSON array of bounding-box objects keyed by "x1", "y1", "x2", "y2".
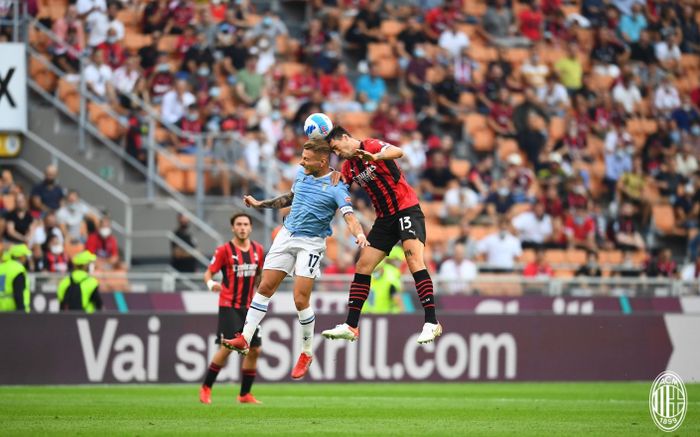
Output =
[{"x1": 302, "y1": 139, "x2": 332, "y2": 156}]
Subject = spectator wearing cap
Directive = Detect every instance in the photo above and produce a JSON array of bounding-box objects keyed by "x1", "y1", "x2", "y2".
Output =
[
  {"x1": 57, "y1": 250, "x2": 102, "y2": 313},
  {"x1": 85, "y1": 216, "x2": 119, "y2": 269},
  {"x1": 512, "y1": 201, "x2": 553, "y2": 249},
  {"x1": 0, "y1": 244, "x2": 31, "y2": 312},
  {"x1": 477, "y1": 218, "x2": 523, "y2": 272}
]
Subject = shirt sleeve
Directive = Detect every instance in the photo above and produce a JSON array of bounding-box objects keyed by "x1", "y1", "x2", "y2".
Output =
[
  {"x1": 333, "y1": 184, "x2": 354, "y2": 216},
  {"x1": 363, "y1": 138, "x2": 387, "y2": 154},
  {"x1": 208, "y1": 245, "x2": 224, "y2": 273}
]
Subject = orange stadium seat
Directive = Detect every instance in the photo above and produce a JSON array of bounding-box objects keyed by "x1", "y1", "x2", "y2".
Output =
[
  {"x1": 449, "y1": 159, "x2": 470, "y2": 179},
  {"x1": 653, "y1": 204, "x2": 675, "y2": 235},
  {"x1": 368, "y1": 43, "x2": 393, "y2": 61},
  {"x1": 380, "y1": 20, "x2": 405, "y2": 40}
]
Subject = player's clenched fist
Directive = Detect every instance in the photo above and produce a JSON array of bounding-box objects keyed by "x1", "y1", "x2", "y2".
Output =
[{"x1": 244, "y1": 195, "x2": 261, "y2": 208}]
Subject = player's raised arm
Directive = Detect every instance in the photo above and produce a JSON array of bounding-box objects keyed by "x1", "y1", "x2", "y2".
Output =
[
  {"x1": 244, "y1": 192, "x2": 294, "y2": 209},
  {"x1": 355, "y1": 144, "x2": 404, "y2": 161}
]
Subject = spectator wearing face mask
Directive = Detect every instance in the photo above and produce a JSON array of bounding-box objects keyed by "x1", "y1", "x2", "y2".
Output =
[
  {"x1": 564, "y1": 205, "x2": 597, "y2": 252},
  {"x1": 171, "y1": 103, "x2": 203, "y2": 154},
  {"x1": 485, "y1": 181, "x2": 515, "y2": 223},
  {"x1": 43, "y1": 234, "x2": 69, "y2": 274},
  {"x1": 575, "y1": 251, "x2": 602, "y2": 277},
  {"x1": 28, "y1": 211, "x2": 64, "y2": 251},
  {"x1": 56, "y1": 190, "x2": 89, "y2": 242},
  {"x1": 85, "y1": 216, "x2": 119, "y2": 268}
]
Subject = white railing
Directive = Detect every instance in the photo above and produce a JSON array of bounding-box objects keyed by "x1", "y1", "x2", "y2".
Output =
[{"x1": 27, "y1": 272, "x2": 700, "y2": 296}]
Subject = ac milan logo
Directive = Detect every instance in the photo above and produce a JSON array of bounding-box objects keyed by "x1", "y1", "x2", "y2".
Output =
[{"x1": 649, "y1": 371, "x2": 687, "y2": 432}]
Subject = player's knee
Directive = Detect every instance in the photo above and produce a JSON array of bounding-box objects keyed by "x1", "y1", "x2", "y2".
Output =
[
  {"x1": 293, "y1": 295, "x2": 310, "y2": 311},
  {"x1": 247, "y1": 346, "x2": 260, "y2": 360},
  {"x1": 257, "y1": 282, "x2": 275, "y2": 297}
]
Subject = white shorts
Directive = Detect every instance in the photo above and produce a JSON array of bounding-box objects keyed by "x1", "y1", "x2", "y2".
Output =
[{"x1": 263, "y1": 227, "x2": 326, "y2": 279}]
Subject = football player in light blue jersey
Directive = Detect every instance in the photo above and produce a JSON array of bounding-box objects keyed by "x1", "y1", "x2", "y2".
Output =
[{"x1": 223, "y1": 139, "x2": 368, "y2": 380}]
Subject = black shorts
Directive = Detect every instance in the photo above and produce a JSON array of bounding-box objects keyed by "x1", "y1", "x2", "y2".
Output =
[
  {"x1": 367, "y1": 205, "x2": 427, "y2": 254},
  {"x1": 215, "y1": 307, "x2": 262, "y2": 348}
]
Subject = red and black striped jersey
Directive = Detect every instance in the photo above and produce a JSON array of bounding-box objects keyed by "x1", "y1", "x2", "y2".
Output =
[
  {"x1": 341, "y1": 138, "x2": 420, "y2": 218},
  {"x1": 208, "y1": 240, "x2": 264, "y2": 309}
]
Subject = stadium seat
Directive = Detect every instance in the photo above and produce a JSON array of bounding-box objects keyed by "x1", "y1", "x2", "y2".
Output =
[
  {"x1": 124, "y1": 33, "x2": 152, "y2": 51},
  {"x1": 368, "y1": 43, "x2": 393, "y2": 61},
  {"x1": 473, "y1": 130, "x2": 495, "y2": 152},
  {"x1": 157, "y1": 35, "x2": 179, "y2": 53},
  {"x1": 64, "y1": 241, "x2": 84, "y2": 260},
  {"x1": 2, "y1": 194, "x2": 15, "y2": 212},
  {"x1": 459, "y1": 92, "x2": 476, "y2": 109},
  {"x1": 549, "y1": 117, "x2": 566, "y2": 141},
  {"x1": 471, "y1": 226, "x2": 497, "y2": 240},
  {"x1": 652, "y1": 204, "x2": 675, "y2": 235},
  {"x1": 449, "y1": 159, "x2": 470, "y2": 179},
  {"x1": 57, "y1": 78, "x2": 80, "y2": 114},
  {"x1": 380, "y1": 20, "x2": 405, "y2": 40},
  {"x1": 464, "y1": 113, "x2": 487, "y2": 135},
  {"x1": 497, "y1": 139, "x2": 519, "y2": 161},
  {"x1": 281, "y1": 62, "x2": 304, "y2": 78},
  {"x1": 373, "y1": 57, "x2": 399, "y2": 79},
  {"x1": 565, "y1": 250, "x2": 587, "y2": 265},
  {"x1": 600, "y1": 250, "x2": 623, "y2": 265}
]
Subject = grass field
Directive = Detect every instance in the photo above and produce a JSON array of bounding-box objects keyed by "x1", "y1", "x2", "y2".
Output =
[{"x1": 1, "y1": 383, "x2": 698, "y2": 436}]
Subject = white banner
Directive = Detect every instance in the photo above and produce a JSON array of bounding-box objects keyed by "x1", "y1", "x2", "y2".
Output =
[{"x1": 0, "y1": 43, "x2": 27, "y2": 133}]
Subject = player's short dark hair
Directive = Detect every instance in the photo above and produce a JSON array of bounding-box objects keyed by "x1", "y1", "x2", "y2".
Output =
[
  {"x1": 325, "y1": 125, "x2": 351, "y2": 142},
  {"x1": 303, "y1": 139, "x2": 331, "y2": 156},
  {"x1": 230, "y1": 213, "x2": 252, "y2": 226}
]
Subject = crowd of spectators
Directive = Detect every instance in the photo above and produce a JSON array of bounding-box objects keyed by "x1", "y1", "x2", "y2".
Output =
[
  {"x1": 13, "y1": 0, "x2": 700, "y2": 293},
  {"x1": 0, "y1": 166, "x2": 123, "y2": 277}
]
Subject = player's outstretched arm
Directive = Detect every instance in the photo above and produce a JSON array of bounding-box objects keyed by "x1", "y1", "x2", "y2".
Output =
[
  {"x1": 354, "y1": 144, "x2": 404, "y2": 161},
  {"x1": 244, "y1": 192, "x2": 294, "y2": 209},
  {"x1": 343, "y1": 212, "x2": 369, "y2": 248}
]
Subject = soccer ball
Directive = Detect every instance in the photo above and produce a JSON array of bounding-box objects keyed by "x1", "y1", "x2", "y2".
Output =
[{"x1": 304, "y1": 113, "x2": 333, "y2": 140}]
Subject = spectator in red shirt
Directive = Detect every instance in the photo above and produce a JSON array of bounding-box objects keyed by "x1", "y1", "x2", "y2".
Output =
[
  {"x1": 276, "y1": 125, "x2": 300, "y2": 164},
  {"x1": 424, "y1": 0, "x2": 462, "y2": 41},
  {"x1": 519, "y1": 0, "x2": 544, "y2": 42},
  {"x1": 319, "y1": 63, "x2": 360, "y2": 113},
  {"x1": 167, "y1": 0, "x2": 195, "y2": 35},
  {"x1": 97, "y1": 28, "x2": 126, "y2": 70},
  {"x1": 86, "y1": 216, "x2": 119, "y2": 268},
  {"x1": 172, "y1": 103, "x2": 203, "y2": 154},
  {"x1": 523, "y1": 248, "x2": 554, "y2": 278},
  {"x1": 175, "y1": 25, "x2": 197, "y2": 61},
  {"x1": 564, "y1": 205, "x2": 597, "y2": 251},
  {"x1": 645, "y1": 248, "x2": 678, "y2": 278},
  {"x1": 488, "y1": 88, "x2": 516, "y2": 138}
]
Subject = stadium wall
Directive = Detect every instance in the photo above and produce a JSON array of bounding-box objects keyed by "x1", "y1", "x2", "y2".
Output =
[{"x1": 2, "y1": 314, "x2": 698, "y2": 384}]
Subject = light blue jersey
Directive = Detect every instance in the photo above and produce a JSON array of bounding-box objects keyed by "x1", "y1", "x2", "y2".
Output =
[{"x1": 284, "y1": 168, "x2": 354, "y2": 238}]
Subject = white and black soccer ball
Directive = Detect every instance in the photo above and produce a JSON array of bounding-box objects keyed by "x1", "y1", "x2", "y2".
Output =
[{"x1": 304, "y1": 113, "x2": 333, "y2": 140}]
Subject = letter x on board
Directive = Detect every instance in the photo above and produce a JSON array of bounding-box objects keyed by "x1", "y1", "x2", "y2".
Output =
[{"x1": 0, "y1": 68, "x2": 16, "y2": 108}]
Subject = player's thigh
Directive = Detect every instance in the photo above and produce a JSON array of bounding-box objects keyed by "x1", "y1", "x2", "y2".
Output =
[
  {"x1": 367, "y1": 214, "x2": 401, "y2": 255},
  {"x1": 262, "y1": 228, "x2": 296, "y2": 282},
  {"x1": 292, "y1": 275, "x2": 316, "y2": 310},
  {"x1": 355, "y1": 245, "x2": 388, "y2": 275}
]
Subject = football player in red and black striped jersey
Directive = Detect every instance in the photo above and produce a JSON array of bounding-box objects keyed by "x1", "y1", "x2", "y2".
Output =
[
  {"x1": 322, "y1": 126, "x2": 443, "y2": 344},
  {"x1": 199, "y1": 213, "x2": 265, "y2": 405}
]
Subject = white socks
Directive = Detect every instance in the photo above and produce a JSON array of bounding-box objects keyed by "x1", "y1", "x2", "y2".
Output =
[
  {"x1": 242, "y1": 293, "x2": 271, "y2": 343},
  {"x1": 297, "y1": 306, "x2": 315, "y2": 355}
]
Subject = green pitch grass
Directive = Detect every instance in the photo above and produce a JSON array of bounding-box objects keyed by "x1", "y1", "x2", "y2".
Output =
[{"x1": 0, "y1": 383, "x2": 698, "y2": 436}]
